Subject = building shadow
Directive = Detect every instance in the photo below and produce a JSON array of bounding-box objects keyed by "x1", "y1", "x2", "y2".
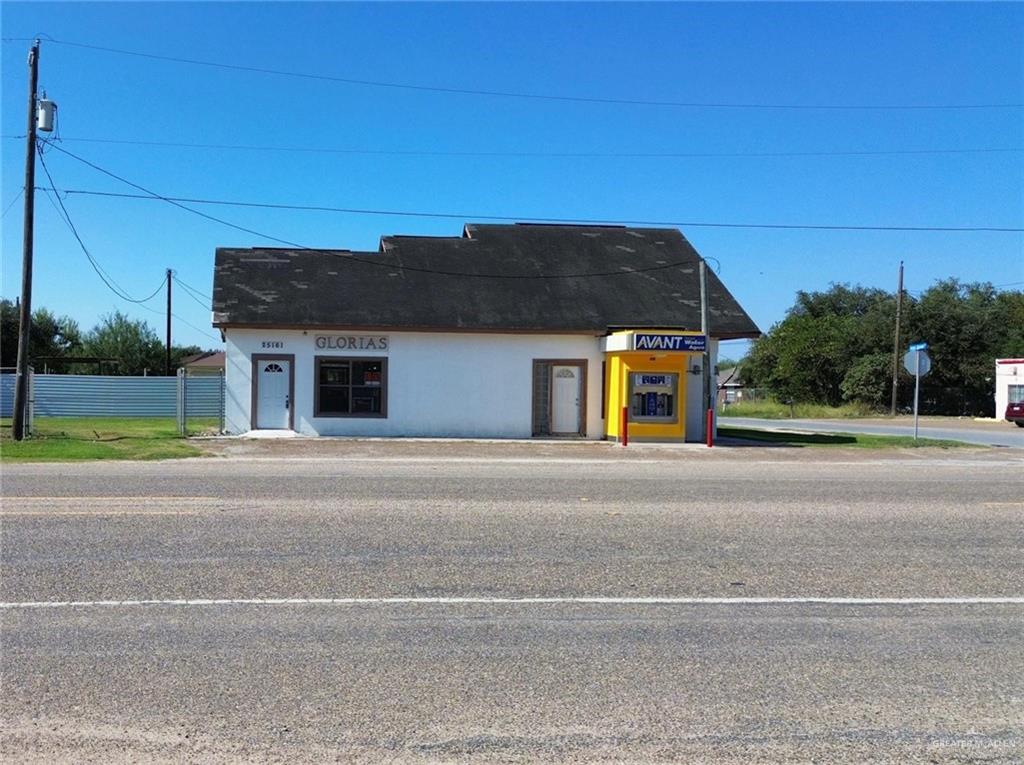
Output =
[{"x1": 717, "y1": 427, "x2": 858, "y2": 448}]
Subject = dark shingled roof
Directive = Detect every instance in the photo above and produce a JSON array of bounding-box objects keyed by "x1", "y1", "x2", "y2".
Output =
[{"x1": 212, "y1": 224, "x2": 760, "y2": 339}]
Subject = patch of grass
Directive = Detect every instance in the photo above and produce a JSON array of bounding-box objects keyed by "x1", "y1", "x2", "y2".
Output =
[
  {"x1": 718, "y1": 426, "x2": 973, "y2": 449},
  {"x1": 719, "y1": 399, "x2": 878, "y2": 419},
  {"x1": 0, "y1": 417, "x2": 215, "y2": 462}
]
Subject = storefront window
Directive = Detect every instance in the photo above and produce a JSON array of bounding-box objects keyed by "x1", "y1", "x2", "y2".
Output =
[
  {"x1": 1010, "y1": 385, "x2": 1024, "y2": 404},
  {"x1": 315, "y1": 357, "x2": 387, "y2": 417},
  {"x1": 629, "y1": 372, "x2": 678, "y2": 422}
]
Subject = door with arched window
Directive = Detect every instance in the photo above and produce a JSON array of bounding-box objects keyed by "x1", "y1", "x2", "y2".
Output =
[{"x1": 254, "y1": 355, "x2": 293, "y2": 429}]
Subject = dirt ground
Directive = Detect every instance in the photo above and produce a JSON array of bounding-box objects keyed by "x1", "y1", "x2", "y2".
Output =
[{"x1": 194, "y1": 433, "x2": 1013, "y2": 463}]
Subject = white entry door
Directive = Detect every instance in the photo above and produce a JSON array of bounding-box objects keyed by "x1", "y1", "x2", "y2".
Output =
[
  {"x1": 551, "y1": 365, "x2": 582, "y2": 434},
  {"x1": 257, "y1": 359, "x2": 290, "y2": 429}
]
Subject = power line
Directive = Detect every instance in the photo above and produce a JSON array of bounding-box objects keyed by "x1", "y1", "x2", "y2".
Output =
[
  {"x1": 54, "y1": 186, "x2": 1024, "y2": 234},
  {"x1": 37, "y1": 148, "x2": 168, "y2": 303},
  {"x1": 44, "y1": 185, "x2": 216, "y2": 342},
  {"x1": 171, "y1": 274, "x2": 212, "y2": 301},
  {"x1": 23, "y1": 36, "x2": 1024, "y2": 111},
  {"x1": 173, "y1": 275, "x2": 212, "y2": 310},
  {"x1": 172, "y1": 311, "x2": 220, "y2": 342},
  {"x1": 1, "y1": 188, "x2": 24, "y2": 218},
  {"x1": 39, "y1": 179, "x2": 134, "y2": 299},
  {"x1": 42, "y1": 140, "x2": 1024, "y2": 234},
  {"x1": 31, "y1": 146, "x2": 220, "y2": 341},
  {"x1": 134, "y1": 298, "x2": 221, "y2": 343},
  {"x1": 38, "y1": 141, "x2": 723, "y2": 279},
  {"x1": 5, "y1": 134, "x2": 1021, "y2": 160},
  {"x1": 175, "y1": 279, "x2": 211, "y2": 303}
]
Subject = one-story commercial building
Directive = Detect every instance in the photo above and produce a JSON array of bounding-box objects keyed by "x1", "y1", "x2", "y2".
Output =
[
  {"x1": 995, "y1": 358, "x2": 1024, "y2": 424},
  {"x1": 212, "y1": 223, "x2": 760, "y2": 441}
]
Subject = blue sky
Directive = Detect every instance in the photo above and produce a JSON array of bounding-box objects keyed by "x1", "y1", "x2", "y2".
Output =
[{"x1": 2, "y1": 2, "x2": 1022, "y2": 354}]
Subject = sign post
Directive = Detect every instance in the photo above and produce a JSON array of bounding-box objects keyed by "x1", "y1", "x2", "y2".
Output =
[{"x1": 903, "y1": 343, "x2": 932, "y2": 441}]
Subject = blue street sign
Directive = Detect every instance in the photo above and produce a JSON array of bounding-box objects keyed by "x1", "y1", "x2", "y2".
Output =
[{"x1": 909, "y1": 342, "x2": 928, "y2": 352}]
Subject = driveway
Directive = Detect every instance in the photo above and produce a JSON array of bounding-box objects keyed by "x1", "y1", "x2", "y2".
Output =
[{"x1": 721, "y1": 415, "x2": 1024, "y2": 448}]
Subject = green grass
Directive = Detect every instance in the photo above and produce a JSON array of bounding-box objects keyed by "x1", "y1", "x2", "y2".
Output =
[
  {"x1": 0, "y1": 417, "x2": 217, "y2": 462},
  {"x1": 718, "y1": 426, "x2": 973, "y2": 449},
  {"x1": 719, "y1": 399, "x2": 878, "y2": 419}
]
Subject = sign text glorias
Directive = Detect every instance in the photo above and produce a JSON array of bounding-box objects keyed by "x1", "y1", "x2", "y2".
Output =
[{"x1": 315, "y1": 335, "x2": 389, "y2": 351}]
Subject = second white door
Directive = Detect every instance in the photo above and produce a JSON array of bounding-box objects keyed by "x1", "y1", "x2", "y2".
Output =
[{"x1": 551, "y1": 365, "x2": 581, "y2": 434}]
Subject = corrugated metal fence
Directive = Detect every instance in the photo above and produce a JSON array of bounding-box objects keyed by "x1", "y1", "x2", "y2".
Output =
[{"x1": 0, "y1": 372, "x2": 223, "y2": 419}]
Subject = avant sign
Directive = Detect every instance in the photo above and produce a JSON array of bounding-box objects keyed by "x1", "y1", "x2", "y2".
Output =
[{"x1": 632, "y1": 334, "x2": 706, "y2": 352}]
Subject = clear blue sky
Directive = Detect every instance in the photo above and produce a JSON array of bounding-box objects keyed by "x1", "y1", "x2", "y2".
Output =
[{"x1": 2, "y1": 2, "x2": 1022, "y2": 354}]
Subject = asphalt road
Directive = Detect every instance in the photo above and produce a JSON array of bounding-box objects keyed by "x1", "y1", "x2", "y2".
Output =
[
  {"x1": 3, "y1": 449, "x2": 1023, "y2": 762},
  {"x1": 721, "y1": 416, "x2": 1024, "y2": 448}
]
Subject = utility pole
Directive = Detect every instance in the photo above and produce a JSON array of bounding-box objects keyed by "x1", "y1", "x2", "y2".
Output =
[
  {"x1": 12, "y1": 40, "x2": 40, "y2": 441},
  {"x1": 165, "y1": 269, "x2": 173, "y2": 376},
  {"x1": 889, "y1": 260, "x2": 904, "y2": 417},
  {"x1": 699, "y1": 259, "x2": 713, "y2": 446}
]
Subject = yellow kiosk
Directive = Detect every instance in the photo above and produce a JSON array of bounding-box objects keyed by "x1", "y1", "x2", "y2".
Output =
[{"x1": 602, "y1": 330, "x2": 707, "y2": 442}]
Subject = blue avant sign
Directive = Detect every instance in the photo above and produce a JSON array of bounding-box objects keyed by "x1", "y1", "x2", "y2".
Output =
[{"x1": 633, "y1": 334, "x2": 707, "y2": 352}]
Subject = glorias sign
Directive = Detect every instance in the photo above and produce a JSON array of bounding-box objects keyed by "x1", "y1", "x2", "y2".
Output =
[
  {"x1": 632, "y1": 334, "x2": 706, "y2": 352},
  {"x1": 315, "y1": 335, "x2": 389, "y2": 351}
]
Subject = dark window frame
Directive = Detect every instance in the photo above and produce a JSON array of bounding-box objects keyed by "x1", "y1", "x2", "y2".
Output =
[
  {"x1": 531, "y1": 358, "x2": 588, "y2": 437},
  {"x1": 314, "y1": 356, "x2": 388, "y2": 418}
]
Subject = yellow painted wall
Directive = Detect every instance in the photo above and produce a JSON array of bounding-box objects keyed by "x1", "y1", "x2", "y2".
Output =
[{"x1": 604, "y1": 351, "x2": 695, "y2": 441}]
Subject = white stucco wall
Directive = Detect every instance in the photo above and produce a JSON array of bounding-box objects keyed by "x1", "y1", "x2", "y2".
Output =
[
  {"x1": 225, "y1": 329, "x2": 722, "y2": 440},
  {"x1": 225, "y1": 329, "x2": 606, "y2": 438},
  {"x1": 995, "y1": 359, "x2": 1024, "y2": 418}
]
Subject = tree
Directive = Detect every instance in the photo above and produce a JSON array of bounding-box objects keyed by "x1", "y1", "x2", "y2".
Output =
[
  {"x1": 840, "y1": 353, "x2": 892, "y2": 408},
  {"x1": 744, "y1": 280, "x2": 1024, "y2": 415},
  {"x1": 0, "y1": 299, "x2": 82, "y2": 370},
  {"x1": 745, "y1": 284, "x2": 897, "y2": 406},
  {"x1": 82, "y1": 311, "x2": 165, "y2": 376},
  {"x1": 906, "y1": 280, "x2": 1024, "y2": 414}
]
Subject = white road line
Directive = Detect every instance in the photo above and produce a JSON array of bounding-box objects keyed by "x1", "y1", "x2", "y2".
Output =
[
  {"x1": 2, "y1": 596, "x2": 1023, "y2": 610},
  {"x1": 0, "y1": 511, "x2": 200, "y2": 516},
  {"x1": 4, "y1": 497, "x2": 219, "y2": 502}
]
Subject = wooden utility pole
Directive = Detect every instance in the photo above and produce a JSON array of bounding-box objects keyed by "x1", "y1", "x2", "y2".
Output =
[
  {"x1": 165, "y1": 269, "x2": 173, "y2": 376},
  {"x1": 889, "y1": 261, "x2": 904, "y2": 416},
  {"x1": 12, "y1": 40, "x2": 40, "y2": 441},
  {"x1": 699, "y1": 259, "x2": 713, "y2": 445}
]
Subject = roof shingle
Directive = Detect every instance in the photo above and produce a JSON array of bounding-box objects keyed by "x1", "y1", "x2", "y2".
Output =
[{"x1": 212, "y1": 224, "x2": 760, "y2": 338}]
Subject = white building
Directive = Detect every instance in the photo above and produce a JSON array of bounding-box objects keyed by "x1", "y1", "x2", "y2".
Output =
[
  {"x1": 212, "y1": 224, "x2": 759, "y2": 441},
  {"x1": 995, "y1": 358, "x2": 1024, "y2": 423}
]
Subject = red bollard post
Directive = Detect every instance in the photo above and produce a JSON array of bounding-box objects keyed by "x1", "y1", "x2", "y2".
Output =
[
  {"x1": 621, "y1": 406, "x2": 629, "y2": 447},
  {"x1": 705, "y1": 408, "x2": 714, "y2": 448}
]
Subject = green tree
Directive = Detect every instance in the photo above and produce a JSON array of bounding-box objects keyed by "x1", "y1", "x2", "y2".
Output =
[
  {"x1": 840, "y1": 353, "x2": 892, "y2": 408},
  {"x1": 82, "y1": 311, "x2": 165, "y2": 375},
  {"x1": 745, "y1": 279, "x2": 1024, "y2": 415},
  {"x1": 745, "y1": 284, "x2": 897, "y2": 406},
  {"x1": 906, "y1": 280, "x2": 1024, "y2": 414},
  {"x1": 0, "y1": 299, "x2": 82, "y2": 369}
]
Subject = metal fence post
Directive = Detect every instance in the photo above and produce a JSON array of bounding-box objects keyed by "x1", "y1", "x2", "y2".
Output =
[
  {"x1": 27, "y1": 365, "x2": 34, "y2": 436},
  {"x1": 176, "y1": 368, "x2": 185, "y2": 436},
  {"x1": 219, "y1": 369, "x2": 226, "y2": 434}
]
